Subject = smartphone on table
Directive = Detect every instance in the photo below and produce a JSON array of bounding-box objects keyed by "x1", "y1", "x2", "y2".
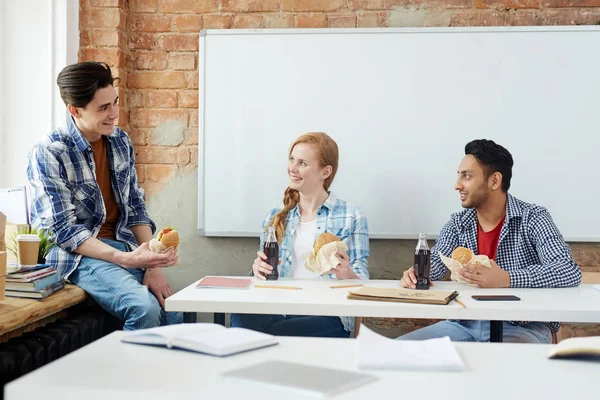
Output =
[{"x1": 471, "y1": 295, "x2": 521, "y2": 301}]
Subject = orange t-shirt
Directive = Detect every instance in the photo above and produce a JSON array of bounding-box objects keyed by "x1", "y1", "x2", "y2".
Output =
[{"x1": 90, "y1": 137, "x2": 120, "y2": 240}]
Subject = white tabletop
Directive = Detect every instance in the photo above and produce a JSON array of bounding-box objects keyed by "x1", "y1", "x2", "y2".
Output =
[
  {"x1": 166, "y1": 278, "x2": 600, "y2": 323},
  {"x1": 5, "y1": 331, "x2": 599, "y2": 400}
]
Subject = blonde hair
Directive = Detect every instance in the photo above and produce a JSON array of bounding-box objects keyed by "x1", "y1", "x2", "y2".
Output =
[{"x1": 269, "y1": 132, "x2": 339, "y2": 242}]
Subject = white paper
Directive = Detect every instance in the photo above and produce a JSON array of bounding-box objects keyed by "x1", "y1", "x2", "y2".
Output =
[
  {"x1": 121, "y1": 323, "x2": 224, "y2": 345},
  {"x1": 0, "y1": 186, "x2": 29, "y2": 224},
  {"x1": 357, "y1": 325, "x2": 465, "y2": 371}
]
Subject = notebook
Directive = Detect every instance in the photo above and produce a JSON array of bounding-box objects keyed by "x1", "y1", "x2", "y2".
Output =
[
  {"x1": 348, "y1": 286, "x2": 459, "y2": 305},
  {"x1": 356, "y1": 325, "x2": 465, "y2": 371},
  {"x1": 548, "y1": 336, "x2": 600, "y2": 361},
  {"x1": 121, "y1": 323, "x2": 278, "y2": 357},
  {"x1": 196, "y1": 276, "x2": 253, "y2": 289},
  {"x1": 222, "y1": 360, "x2": 377, "y2": 397}
]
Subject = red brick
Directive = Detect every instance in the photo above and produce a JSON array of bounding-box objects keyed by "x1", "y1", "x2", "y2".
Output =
[
  {"x1": 128, "y1": 14, "x2": 172, "y2": 32},
  {"x1": 264, "y1": 14, "x2": 295, "y2": 28},
  {"x1": 178, "y1": 90, "x2": 198, "y2": 108},
  {"x1": 129, "y1": 33, "x2": 157, "y2": 50},
  {"x1": 113, "y1": 68, "x2": 128, "y2": 88},
  {"x1": 415, "y1": 0, "x2": 472, "y2": 7},
  {"x1": 536, "y1": 9, "x2": 579, "y2": 24},
  {"x1": 131, "y1": 109, "x2": 189, "y2": 128},
  {"x1": 129, "y1": 128, "x2": 149, "y2": 145},
  {"x1": 349, "y1": 0, "x2": 390, "y2": 10},
  {"x1": 186, "y1": 72, "x2": 199, "y2": 89},
  {"x1": 505, "y1": 0, "x2": 540, "y2": 7},
  {"x1": 129, "y1": 0, "x2": 158, "y2": 12},
  {"x1": 184, "y1": 128, "x2": 198, "y2": 145},
  {"x1": 189, "y1": 110, "x2": 198, "y2": 127},
  {"x1": 135, "y1": 164, "x2": 146, "y2": 183},
  {"x1": 117, "y1": 109, "x2": 129, "y2": 128},
  {"x1": 90, "y1": 0, "x2": 124, "y2": 6},
  {"x1": 384, "y1": 0, "x2": 411, "y2": 5},
  {"x1": 450, "y1": 10, "x2": 510, "y2": 26},
  {"x1": 157, "y1": 0, "x2": 219, "y2": 13},
  {"x1": 80, "y1": 31, "x2": 91, "y2": 47},
  {"x1": 129, "y1": 91, "x2": 145, "y2": 108},
  {"x1": 81, "y1": 9, "x2": 126, "y2": 30},
  {"x1": 233, "y1": 15, "x2": 264, "y2": 28},
  {"x1": 542, "y1": 0, "x2": 600, "y2": 6},
  {"x1": 189, "y1": 146, "x2": 198, "y2": 166},
  {"x1": 146, "y1": 164, "x2": 179, "y2": 182},
  {"x1": 129, "y1": 71, "x2": 187, "y2": 89},
  {"x1": 147, "y1": 91, "x2": 178, "y2": 108},
  {"x1": 168, "y1": 53, "x2": 196, "y2": 70},
  {"x1": 172, "y1": 15, "x2": 204, "y2": 32},
  {"x1": 222, "y1": 0, "x2": 280, "y2": 12},
  {"x1": 283, "y1": 0, "x2": 345, "y2": 12},
  {"x1": 79, "y1": 48, "x2": 126, "y2": 67},
  {"x1": 511, "y1": 10, "x2": 538, "y2": 25},
  {"x1": 203, "y1": 15, "x2": 233, "y2": 29},
  {"x1": 328, "y1": 15, "x2": 357, "y2": 27},
  {"x1": 135, "y1": 146, "x2": 180, "y2": 163},
  {"x1": 296, "y1": 13, "x2": 327, "y2": 27},
  {"x1": 357, "y1": 11, "x2": 389, "y2": 27},
  {"x1": 130, "y1": 51, "x2": 168, "y2": 70},
  {"x1": 158, "y1": 34, "x2": 199, "y2": 51},
  {"x1": 90, "y1": 30, "x2": 120, "y2": 46},
  {"x1": 178, "y1": 147, "x2": 191, "y2": 164}
]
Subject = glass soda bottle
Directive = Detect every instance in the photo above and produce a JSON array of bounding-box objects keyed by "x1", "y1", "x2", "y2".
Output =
[
  {"x1": 263, "y1": 226, "x2": 279, "y2": 280},
  {"x1": 414, "y1": 232, "x2": 431, "y2": 290}
]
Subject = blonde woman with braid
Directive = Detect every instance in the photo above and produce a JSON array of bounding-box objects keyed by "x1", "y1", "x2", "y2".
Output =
[{"x1": 230, "y1": 132, "x2": 370, "y2": 338}]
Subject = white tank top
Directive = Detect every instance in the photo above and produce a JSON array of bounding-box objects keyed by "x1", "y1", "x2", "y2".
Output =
[{"x1": 292, "y1": 219, "x2": 320, "y2": 278}]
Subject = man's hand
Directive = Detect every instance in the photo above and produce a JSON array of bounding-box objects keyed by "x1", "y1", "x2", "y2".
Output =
[
  {"x1": 399, "y1": 266, "x2": 434, "y2": 289},
  {"x1": 329, "y1": 250, "x2": 359, "y2": 280},
  {"x1": 117, "y1": 242, "x2": 178, "y2": 269},
  {"x1": 458, "y1": 259, "x2": 510, "y2": 288},
  {"x1": 143, "y1": 268, "x2": 173, "y2": 309}
]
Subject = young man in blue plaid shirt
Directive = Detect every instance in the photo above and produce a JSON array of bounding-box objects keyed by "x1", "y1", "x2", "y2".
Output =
[
  {"x1": 399, "y1": 139, "x2": 581, "y2": 343},
  {"x1": 27, "y1": 62, "x2": 182, "y2": 330}
]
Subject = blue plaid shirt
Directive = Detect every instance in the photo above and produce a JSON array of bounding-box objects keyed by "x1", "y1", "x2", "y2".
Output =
[
  {"x1": 431, "y1": 193, "x2": 581, "y2": 332},
  {"x1": 259, "y1": 192, "x2": 370, "y2": 331},
  {"x1": 27, "y1": 117, "x2": 155, "y2": 279}
]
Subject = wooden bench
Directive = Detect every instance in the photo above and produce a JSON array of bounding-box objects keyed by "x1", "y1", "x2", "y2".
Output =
[{"x1": 0, "y1": 284, "x2": 88, "y2": 343}]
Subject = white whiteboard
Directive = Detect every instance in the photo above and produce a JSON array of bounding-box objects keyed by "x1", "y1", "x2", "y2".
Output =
[{"x1": 198, "y1": 27, "x2": 600, "y2": 241}]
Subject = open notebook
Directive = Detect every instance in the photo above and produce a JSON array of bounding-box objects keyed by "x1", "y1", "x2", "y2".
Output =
[
  {"x1": 356, "y1": 325, "x2": 465, "y2": 371},
  {"x1": 548, "y1": 336, "x2": 600, "y2": 360},
  {"x1": 121, "y1": 323, "x2": 278, "y2": 357}
]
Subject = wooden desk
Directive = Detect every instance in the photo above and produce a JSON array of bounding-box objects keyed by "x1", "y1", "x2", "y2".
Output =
[
  {"x1": 166, "y1": 278, "x2": 600, "y2": 342},
  {"x1": 0, "y1": 284, "x2": 87, "y2": 342},
  {"x1": 5, "y1": 330, "x2": 600, "y2": 399}
]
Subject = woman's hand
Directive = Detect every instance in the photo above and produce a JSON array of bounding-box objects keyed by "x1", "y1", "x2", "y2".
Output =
[
  {"x1": 252, "y1": 251, "x2": 279, "y2": 280},
  {"x1": 329, "y1": 250, "x2": 358, "y2": 280}
]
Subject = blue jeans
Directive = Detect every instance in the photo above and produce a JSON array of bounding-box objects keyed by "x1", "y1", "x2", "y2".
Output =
[
  {"x1": 230, "y1": 314, "x2": 350, "y2": 338},
  {"x1": 397, "y1": 320, "x2": 552, "y2": 343},
  {"x1": 68, "y1": 239, "x2": 183, "y2": 331}
]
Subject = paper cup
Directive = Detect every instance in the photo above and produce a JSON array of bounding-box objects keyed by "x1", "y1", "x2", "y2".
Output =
[{"x1": 16, "y1": 234, "x2": 40, "y2": 266}]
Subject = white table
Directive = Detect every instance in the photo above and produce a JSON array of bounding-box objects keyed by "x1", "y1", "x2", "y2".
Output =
[
  {"x1": 5, "y1": 331, "x2": 599, "y2": 399},
  {"x1": 167, "y1": 278, "x2": 600, "y2": 341}
]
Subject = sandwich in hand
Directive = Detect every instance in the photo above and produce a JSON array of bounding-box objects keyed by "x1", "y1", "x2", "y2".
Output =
[
  {"x1": 440, "y1": 246, "x2": 491, "y2": 282},
  {"x1": 149, "y1": 226, "x2": 179, "y2": 253},
  {"x1": 305, "y1": 232, "x2": 347, "y2": 275}
]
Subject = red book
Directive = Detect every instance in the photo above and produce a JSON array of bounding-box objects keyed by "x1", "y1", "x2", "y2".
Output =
[{"x1": 196, "y1": 276, "x2": 252, "y2": 289}]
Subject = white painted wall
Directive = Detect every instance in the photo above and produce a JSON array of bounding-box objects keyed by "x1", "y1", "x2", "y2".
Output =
[{"x1": 0, "y1": 0, "x2": 78, "y2": 188}]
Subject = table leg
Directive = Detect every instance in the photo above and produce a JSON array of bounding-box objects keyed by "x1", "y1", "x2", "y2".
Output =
[
  {"x1": 214, "y1": 312, "x2": 226, "y2": 326},
  {"x1": 490, "y1": 320, "x2": 503, "y2": 342},
  {"x1": 183, "y1": 312, "x2": 197, "y2": 323}
]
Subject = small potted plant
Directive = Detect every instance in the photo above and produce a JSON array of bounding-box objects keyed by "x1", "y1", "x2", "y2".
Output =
[{"x1": 7, "y1": 226, "x2": 56, "y2": 265}]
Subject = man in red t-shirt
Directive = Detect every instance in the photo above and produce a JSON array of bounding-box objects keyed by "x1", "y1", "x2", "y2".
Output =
[{"x1": 398, "y1": 139, "x2": 580, "y2": 343}]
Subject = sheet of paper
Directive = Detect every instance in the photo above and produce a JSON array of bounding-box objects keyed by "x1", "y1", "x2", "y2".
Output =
[
  {"x1": 0, "y1": 186, "x2": 29, "y2": 224},
  {"x1": 357, "y1": 325, "x2": 465, "y2": 371}
]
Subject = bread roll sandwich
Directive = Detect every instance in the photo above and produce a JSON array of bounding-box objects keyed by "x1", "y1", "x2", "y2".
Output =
[
  {"x1": 451, "y1": 246, "x2": 474, "y2": 265},
  {"x1": 149, "y1": 226, "x2": 179, "y2": 253},
  {"x1": 313, "y1": 232, "x2": 340, "y2": 257}
]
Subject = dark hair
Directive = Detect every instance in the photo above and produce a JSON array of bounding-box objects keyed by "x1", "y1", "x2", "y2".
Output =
[
  {"x1": 465, "y1": 139, "x2": 514, "y2": 192},
  {"x1": 56, "y1": 62, "x2": 119, "y2": 107}
]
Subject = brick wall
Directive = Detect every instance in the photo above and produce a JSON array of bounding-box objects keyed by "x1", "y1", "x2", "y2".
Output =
[{"x1": 78, "y1": 0, "x2": 600, "y2": 338}]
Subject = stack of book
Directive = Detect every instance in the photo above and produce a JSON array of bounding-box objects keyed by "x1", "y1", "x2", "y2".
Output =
[{"x1": 4, "y1": 264, "x2": 64, "y2": 299}]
